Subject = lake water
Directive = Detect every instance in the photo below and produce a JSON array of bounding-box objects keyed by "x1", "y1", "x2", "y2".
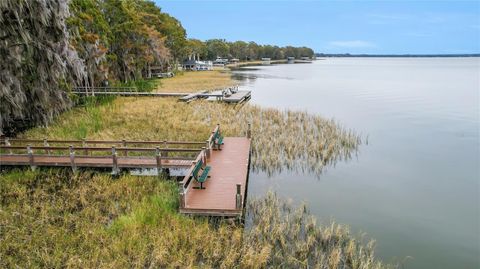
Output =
[{"x1": 235, "y1": 58, "x2": 480, "y2": 269}]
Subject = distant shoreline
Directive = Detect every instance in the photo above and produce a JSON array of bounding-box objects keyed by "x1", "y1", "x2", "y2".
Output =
[{"x1": 315, "y1": 54, "x2": 480, "y2": 58}]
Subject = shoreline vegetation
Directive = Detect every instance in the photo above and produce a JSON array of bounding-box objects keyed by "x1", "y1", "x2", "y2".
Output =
[
  {"x1": 1, "y1": 0, "x2": 394, "y2": 267},
  {"x1": 0, "y1": 71, "x2": 394, "y2": 268}
]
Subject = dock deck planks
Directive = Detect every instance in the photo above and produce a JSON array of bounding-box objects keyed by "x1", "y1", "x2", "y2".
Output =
[
  {"x1": 223, "y1": 90, "x2": 251, "y2": 103},
  {"x1": 180, "y1": 137, "x2": 251, "y2": 217}
]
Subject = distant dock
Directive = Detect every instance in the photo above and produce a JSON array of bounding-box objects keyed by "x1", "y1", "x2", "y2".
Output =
[{"x1": 73, "y1": 87, "x2": 251, "y2": 104}]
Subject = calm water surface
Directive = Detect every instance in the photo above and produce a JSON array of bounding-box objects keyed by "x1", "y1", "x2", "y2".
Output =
[{"x1": 236, "y1": 58, "x2": 480, "y2": 269}]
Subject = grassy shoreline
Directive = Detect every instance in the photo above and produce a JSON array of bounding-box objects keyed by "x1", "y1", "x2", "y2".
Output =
[
  {"x1": 155, "y1": 70, "x2": 235, "y2": 93},
  {"x1": 0, "y1": 70, "x2": 394, "y2": 268}
]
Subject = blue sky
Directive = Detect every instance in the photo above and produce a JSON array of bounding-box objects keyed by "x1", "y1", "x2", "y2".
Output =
[{"x1": 157, "y1": 0, "x2": 480, "y2": 54}]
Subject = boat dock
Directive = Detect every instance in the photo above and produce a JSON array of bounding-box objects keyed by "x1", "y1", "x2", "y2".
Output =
[
  {"x1": 0, "y1": 125, "x2": 252, "y2": 218},
  {"x1": 73, "y1": 87, "x2": 251, "y2": 104},
  {"x1": 223, "y1": 90, "x2": 251, "y2": 103}
]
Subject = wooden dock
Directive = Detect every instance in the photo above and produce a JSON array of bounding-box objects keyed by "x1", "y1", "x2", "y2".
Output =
[
  {"x1": 178, "y1": 91, "x2": 208, "y2": 102},
  {"x1": 1, "y1": 125, "x2": 252, "y2": 217},
  {"x1": 179, "y1": 126, "x2": 251, "y2": 217},
  {"x1": 223, "y1": 90, "x2": 251, "y2": 103}
]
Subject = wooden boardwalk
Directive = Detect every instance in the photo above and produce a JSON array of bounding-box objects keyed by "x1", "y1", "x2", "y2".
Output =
[
  {"x1": 0, "y1": 140, "x2": 201, "y2": 174},
  {"x1": 73, "y1": 91, "x2": 189, "y2": 97},
  {"x1": 1, "y1": 125, "x2": 252, "y2": 217},
  {"x1": 179, "y1": 137, "x2": 251, "y2": 217}
]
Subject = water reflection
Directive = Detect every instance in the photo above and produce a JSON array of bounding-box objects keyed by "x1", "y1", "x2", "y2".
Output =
[{"x1": 235, "y1": 57, "x2": 480, "y2": 269}]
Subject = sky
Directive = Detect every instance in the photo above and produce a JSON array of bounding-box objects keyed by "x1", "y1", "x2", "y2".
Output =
[{"x1": 157, "y1": 0, "x2": 480, "y2": 54}]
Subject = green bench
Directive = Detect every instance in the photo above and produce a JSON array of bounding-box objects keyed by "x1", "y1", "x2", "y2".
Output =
[
  {"x1": 192, "y1": 159, "x2": 211, "y2": 189},
  {"x1": 213, "y1": 130, "x2": 224, "y2": 150}
]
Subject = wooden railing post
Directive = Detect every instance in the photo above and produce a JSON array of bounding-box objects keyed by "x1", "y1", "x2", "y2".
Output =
[
  {"x1": 122, "y1": 139, "x2": 127, "y2": 156},
  {"x1": 69, "y1": 145, "x2": 77, "y2": 173},
  {"x1": 247, "y1": 122, "x2": 252, "y2": 139},
  {"x1": 111, "y1": 146, "x2": 119, "y2": 175},
  {"x1": 201, "y1": 147, "x2": 206, "y2": 164},
  {"x1": 5, "y1": 138, "x2": 12, "y2": 154},
  {"x1": 236, "y1": 183, "x2": 242, "y2": 209},
  {"x1": 178, "y1": 182, "x2": 185, "y2": 208},
  {"x1": 205, "y1": 140, "x2": 210, "y2": 159},
  {"x1": 163, "y1": 140, "x2": 168, "y2": 158},
  {"x1": 155, "y1": 147, "x2": 162, "y2": 177},
  {"x1": 82, "y1": 138, "x2": 88, "y2": 155},
  {"x1": 27, "y1": 144, "x2": 35, "y2": 171},
  {"x1": 43, "y1": 138, "x2": 51, "y2": 155}
]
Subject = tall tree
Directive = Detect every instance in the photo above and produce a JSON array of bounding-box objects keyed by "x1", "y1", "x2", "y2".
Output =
[
  {"x1": 0, "y1": 0, "x2": 86, "y2": 134},
  {"x1": 69, "y1": 0, "x2": 110, "y2": 87},
  {"x1": 157, "y1": 12, "x2": 187, "y2": 63},
  {"x1": 206, "y1": 39, "x2": 230, "y2": 60},
  {"x1": 187, "y1": 38, "x2": 208, "y2": 60}
]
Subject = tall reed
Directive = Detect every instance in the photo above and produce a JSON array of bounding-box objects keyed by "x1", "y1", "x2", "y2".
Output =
[
  {"x1": 24, "y1": 98, "x2": 361, "y2": 176},
  {"x1": 0, "y1": 170, "x2": 394, "y2": 268}
]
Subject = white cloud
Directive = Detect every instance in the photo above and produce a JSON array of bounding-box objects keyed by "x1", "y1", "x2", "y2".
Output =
[{"x1": 328, "y1": 40, "x2": 376, "y2": 48}]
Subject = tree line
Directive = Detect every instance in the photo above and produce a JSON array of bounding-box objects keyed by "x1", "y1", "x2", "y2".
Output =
[
  {"x1": 189, "y1": 39, "x2": 314, "y2": 61},
  {"x1": 0, "y1": 0, "x2": 314, "y2": 134}
]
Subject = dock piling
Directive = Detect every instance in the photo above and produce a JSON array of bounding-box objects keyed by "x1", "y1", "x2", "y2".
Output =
[
  {"x1": 236, "y1": 183, "x2": 242, "y2": 209},
  {"x1": 82, "y1": 139, "x2": 88, "y2": 155},
  {"x1": 155, "y1": 147, "x2": 162, "y2": 176},
  {"x1": 27, "y1": 144, "x2": 35, "y2": 171},
  {"x1": 178, "y1": 182, "x2": 185, "y2": 208},
  {"x1": 43, "y1": 138, "x2": 51, "y2": 155},
  {"x1": 69, "y1": 145, "x2": 77, "y2": 173},
  {"x1": 112, "y1": 146, "x2": 119, "y2": 175},
  {"x1": 122, "y1": 139, "x2": 127, "y2": 156},
  {"x1": 205, "y1": 140, "x2": 210, "y2": 159},
  {"x1": 5, "y1": 138, "x2": 12, "y2": 154}
]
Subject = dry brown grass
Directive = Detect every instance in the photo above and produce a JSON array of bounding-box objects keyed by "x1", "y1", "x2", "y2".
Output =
[
  {"x1": 0, "y1": 95, "x2": 397, "y2": 268},
  {"x1": 155, "y1": 70, "x2": 235, "y2": 93},
  {"x1": 0, "y1": 169, "x2": 393, "y2": 268},
  {"x1": 24, "y1": 98, "x2": 360, "y2": 176}
]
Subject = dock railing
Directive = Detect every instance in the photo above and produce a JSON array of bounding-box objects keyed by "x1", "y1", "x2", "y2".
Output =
[
  {"x1": 0, "y1": 136, "x2": 208, "y2": 175},
  {"x1": 178, "y1": 124, "x2": 221, "y2": 209}
]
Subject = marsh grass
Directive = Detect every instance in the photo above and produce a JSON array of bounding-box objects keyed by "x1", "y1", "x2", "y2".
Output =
[
  {"x1": 24, "y1": 98, "x2": 360, "y2": 176},
  {"x1": 155, "y1": 70, "x2": 234, "y2": 93},
  {"x1": 0, "y1": 82, "x2": 390, "y2": 268},
  {"x1": 0, "y1": 168, "x2": 392, "y2": 268}
]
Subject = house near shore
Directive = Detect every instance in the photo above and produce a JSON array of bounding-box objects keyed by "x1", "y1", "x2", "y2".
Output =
[
  {"x1": 182, "y1": 60, "x2": 213, "y2": 71},
  {"x1": 261, "y1": 57, "x2": 271, "y2": 64},
  {"x1": 287, "y1": 56, "x2": 295, "y2": 63},
  {"x1": 147, "y1": 65, "x2": 173, "y2": 78},
  {"x1": 213, "y1": 57, "x2": 229, "y2": 66}
]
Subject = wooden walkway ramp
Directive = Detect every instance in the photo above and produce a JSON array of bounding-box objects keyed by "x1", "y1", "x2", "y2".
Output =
[
  {"x1": 179, "y1": 135, "x2": 251, "y2": 217},
  {"x1": 0, "y1": 139, "x2": 202, "y2": 174}
]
